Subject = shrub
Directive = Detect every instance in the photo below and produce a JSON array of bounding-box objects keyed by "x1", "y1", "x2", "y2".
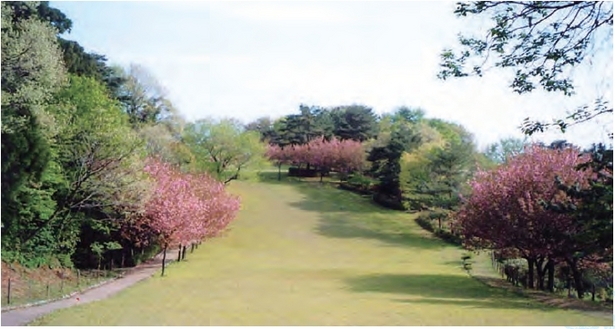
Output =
[
  {"x1": 415, "y1": 215, "x2": 435, "y2": 232},
  {"x1": 347, "y1": 174, "x2": 374, "y2": 190},
  {"x1": 288, "y1": 167, "x2": 319, "y2": 177}
]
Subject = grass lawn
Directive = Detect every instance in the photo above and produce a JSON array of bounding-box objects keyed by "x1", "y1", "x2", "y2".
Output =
[{"x1": 31, "y1": 171, "x2": 612, "y2": 326}]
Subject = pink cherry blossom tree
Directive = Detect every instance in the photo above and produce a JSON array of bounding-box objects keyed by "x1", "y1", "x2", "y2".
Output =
[
  {"x1": 143, "y1": 158, "x2": 240, "y2": 276},
  {"x1": 266, "y1": 137, "x2": 366, "y2": 182},
  {"x1": 456, "y1": 144, "x2": 593, "y2": 291}
]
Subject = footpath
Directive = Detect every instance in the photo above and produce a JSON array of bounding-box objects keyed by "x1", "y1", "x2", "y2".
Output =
[{"x1": 1, "y1": 249, "x2": 178, "y2": 326}]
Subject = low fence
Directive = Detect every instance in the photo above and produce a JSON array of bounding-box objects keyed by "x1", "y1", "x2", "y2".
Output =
[{"x1": 2, "y1": 269, "x2": 121, "y2": 309}]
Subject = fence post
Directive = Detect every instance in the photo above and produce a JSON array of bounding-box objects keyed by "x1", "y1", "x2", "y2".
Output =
[
  {"x1": 7, "y1": 277, "x2": 11, "y2": 305},
  {"x1": 77, "y1": 270, "x2": 81, "y2": 288}
]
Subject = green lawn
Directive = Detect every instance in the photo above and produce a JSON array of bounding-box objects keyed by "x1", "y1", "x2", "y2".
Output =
[{"x1": 32, "y1": 171, "x2": 612, "y2": 325}]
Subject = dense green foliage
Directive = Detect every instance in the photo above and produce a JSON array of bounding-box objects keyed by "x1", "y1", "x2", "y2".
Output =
[{"x1": 0, "y1": 2, "x2": 240, "y2": 270}]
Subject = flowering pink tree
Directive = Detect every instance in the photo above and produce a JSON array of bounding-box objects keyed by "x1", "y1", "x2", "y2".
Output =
[
  {"x1": 456, "y1": 144, "x2": 593, "y2": 291},
  {"x1": 266, "y1": 137, "x2": 365, "y2": 181},
  {"x1": 266, "y1": 144, "x2": 295, "y2": 180},
  {"x1": 143, "y1": 158, "x2": 240, "y2": 276}
]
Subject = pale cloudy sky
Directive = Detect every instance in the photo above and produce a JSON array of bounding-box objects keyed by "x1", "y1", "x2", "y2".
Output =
[{"x1": 50, "y1": 1, "x2": 613, "y2": 149}]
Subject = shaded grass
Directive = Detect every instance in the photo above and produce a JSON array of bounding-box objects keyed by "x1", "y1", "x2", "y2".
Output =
[{"x1": 31, "y1": 170, "x2": 612, "y2": 326}]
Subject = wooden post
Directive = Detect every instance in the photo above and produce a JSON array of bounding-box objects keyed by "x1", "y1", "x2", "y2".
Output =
[
  {"x1": 7, "y1": 277, "x2": 11, "y2": 305},
  {"x1": 46, "y1": 283, "x2": 50, "y2": 299},
  {"x1": 161, "y1": 244, "x2": 168, "y2": 277},
  {"x1": 77, "y1": 270, "x2": 81, "y2": 288}
]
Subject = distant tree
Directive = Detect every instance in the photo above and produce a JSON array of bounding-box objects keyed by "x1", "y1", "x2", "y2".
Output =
[
  {"x1": 484, "y1": 137, "x2": 528, "y2": 164},
  {"x1": 422, "y1": 138, "x2": 475, "y2": 211},
  {"x1": 245, "y1": 116, "x2": 276, "y2": 142},
  {"x1": 331, "y1": 105, "x2": 379, "y2": 141},
  {"x1": 391, "y1": 106, "x2": 426, "y2": 124},
  {"x1": 183, "y1": 118, "x2": 266, "y2": 184},
  {"x1": 368, "y1": 124, "x2": 421, "y2": 205},
  {"x1": 117, "y1": 64, "x2": 176, "y2": 127},
  {"x1": 266, "y1": 137, "x2": 365, "y2": 182}
]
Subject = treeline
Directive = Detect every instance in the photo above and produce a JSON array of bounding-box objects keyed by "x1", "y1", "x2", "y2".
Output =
[
  {"x1": 255, "y1": 105, "x2": 492, "y2": 210},
  {"x1": 1, "y1": 2, "x2": 242, "y2": 271}
]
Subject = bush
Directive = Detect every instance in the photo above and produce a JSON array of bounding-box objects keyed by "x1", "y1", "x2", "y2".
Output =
[
  {"x1": 288, "y1": 167, "x2": 319, "y2": 177},
  {"x1": 347, "y1": 174, "x2": 374, "y2": 190},
  {"x1": 434, "y1": 228, "x2": 462, "y2": 245},
  {"x1": 372, "y1": 193, "x2": 406, "y2": 211},
  {"x1": 415, "y1": 215, "x2": 435, "y2": 232},
  {"x1": 415, "y1": 213, "x2": 463, "y2": 245}
]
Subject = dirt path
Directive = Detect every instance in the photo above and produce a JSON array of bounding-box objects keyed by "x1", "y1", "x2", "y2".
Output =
[{"x1": 1, "y1": 249, "x2": 178, "y2": 326}]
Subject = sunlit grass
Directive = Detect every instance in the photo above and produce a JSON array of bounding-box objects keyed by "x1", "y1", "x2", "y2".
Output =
[{"x1": 31, "y1": 171, "x2": 611, "y2": 325}]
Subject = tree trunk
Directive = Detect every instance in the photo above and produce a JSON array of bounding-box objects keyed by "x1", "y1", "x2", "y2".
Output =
[
  {"x1": 278, "y1": 163, "x2": 282, "y2": 181},
  {"x1": 320, "y1": 171, "x2": 324, "y2": 183},
  {"x1": 526, "y1": 257, "x2": 535, "y2": 289},
  {"x1": 568, "y1": 259, "x2": 585, "y2": 299},
  {"x1": 547, "y1": 259, "x2": 555, "y2": 293},
  {"x1": 181, "y1": 245, "x2": 187, "y2": 260},
  {"x1": 177, "y1": 244, "x2": 182, "y2": 262},
  {"x1": 535, "y1": 258, "x2": 546, "y2": 291},
  {"x1": 161, "y1": 244, "x2": 167, "y2": 277},
  {"x1": 191, "y1": 243, "x2": 195, "y2": 253},
  {"x1": 438, "y1": 217, "x2": 442, "y2": 230}
]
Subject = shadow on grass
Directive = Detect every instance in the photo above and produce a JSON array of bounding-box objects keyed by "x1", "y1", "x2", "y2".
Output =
[
  {"x1": 256, "y1": 171, "x2": 392, "y2": 215},
  {"x1": 256, "y1": 171, "x2": 445, "y2": 250},
  {"x1": 394, "y1": 297, "x2": 542, "y2": 311},
  {"x1": 316, "y1": 216, "x2": 445, "y2": 250},
  {"x1": 345, "y1": 273, "x2": 556, "y2": 312}
]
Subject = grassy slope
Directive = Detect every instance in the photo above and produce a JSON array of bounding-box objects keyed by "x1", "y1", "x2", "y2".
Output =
[{"x1": 32, "y1": 172, "x2": 611, "y2": 326}]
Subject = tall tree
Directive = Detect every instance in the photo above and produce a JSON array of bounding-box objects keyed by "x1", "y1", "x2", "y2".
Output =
[
  {"x1": 183, "y1": 118, "x2": 266, "y2": 184},
  {"x1": 484, "y1": 136, "x2": 528, "y2": 164},
  {"x1": 331, "y1": 105, "x2": 379, "y2": 142},
  {"x1": 368, "y1": 124, "x2": 421, "y2": 205},
  {"x1": 422, "y1": 138, "x2": 475, "y2": 211},
  {"x1": 1, "y1": 2, "x2": 68, "y2": 265},
  {"x1": 117, "y1": 64, "x2": 176, "y2": 127}
]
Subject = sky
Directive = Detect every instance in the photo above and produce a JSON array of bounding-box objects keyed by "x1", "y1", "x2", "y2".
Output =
[{"x1": 50, "y1": 1, "x2": 613, "y2": 149}]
